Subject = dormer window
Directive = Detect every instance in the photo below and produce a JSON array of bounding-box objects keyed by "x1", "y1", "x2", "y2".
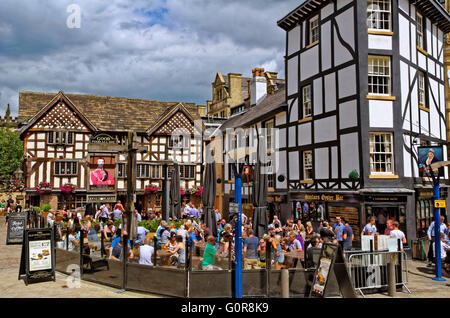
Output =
[{"x1": 48, "y1": 131, "x2": 74, "y2": 145}]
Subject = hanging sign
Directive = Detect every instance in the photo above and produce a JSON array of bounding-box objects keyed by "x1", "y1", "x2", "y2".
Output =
[{"x1": 6, "y1": 212, "x2": 28, "y2": 245}]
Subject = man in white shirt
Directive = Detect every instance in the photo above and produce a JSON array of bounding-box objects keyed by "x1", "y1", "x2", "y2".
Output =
[
  {"x1": 390, "y1": 221, "x2": 406, "y2": 250},
  {"x1": 183, "y1": 202, "x2": 191, "y2": 219},
  {"x1": 427, "y1": 216, "x2": 447, "y2": 265},
  {"x1": 138, "y1": 237, "x2": 154, "y2": 266}
]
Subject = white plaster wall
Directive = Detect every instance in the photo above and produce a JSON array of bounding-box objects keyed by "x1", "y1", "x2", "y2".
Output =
[
  {"x1": 429, "y1": 78, "x2": 440, "y2": 139},
  {"x1": 289, "y1": 151, "x2": 299, "y2": 180},
  {"x1": 321, "y1": 21, "x2": 332, "y2": 72},
  {"x1": 428, "y1": 59, "x2": 435, "y2": 77},
  {"x1": 410, "y1": 70, "x2": 419, "y2": 133},
  {"x1": 288, "y1": 25, "x2": 301, "y2": 56},
  {"x1": 325, "y1": 73, "x2": 336, "y2": 112},
  {"x1": 298, "y1": 123, "x2": 312, "y2": 146},
  {"x1": 314, "y1": 78, "x2": 323, "y2": 116},
  {"x1": 399, "y1": 0, "x2": 409, "y2": 13},
  {"x1": 410, "y1": 24, "x2": 417, "y2": 65},
  {"x1": 334, "y1": 26, "x2": 353, "y2": 67},
  {"x1": 338, "y1": 65, "x2": 356, "y2": 98},
  {"x1": 340, "y1": 133, "x2": 359, "y2": 177},
  {"x1": 300, "y1": 45, "x2": 319, "y2": 81},
  {"x1": 420, "y1": 110, "x2": 429, "y2": 136},
  {"x1": 276, "y1": 112, "x2": 286, "y2": 126},
  {"x1": 369, "y1": 100, "x2": 393, "y2": 128},
  {"x1": 369, "y1": 35, "x2": 392, "y2": 51},
  {"x1": 315, "y1": 148, "x2": 329, "y2": 179},
  {"x1": 315, "y1": 116, "x2": 337, "y2": 143},
  {"x1": 337, "y1": 0, "x2": 352, "y2": 10},
  {"x1": 276, "y1": 151, "x2": 287, "y2": 189},
  {"x1": 400, "y1": 61, "x2": 410, "y2": 130},
  {"x1": 418, "y1": 51, "x2": 427, "y2": 70},
  {"x1": 403, "y1": 135, "x2": 412, "y2": 178},
  {"x1": 321, "y1": 3, "x2": 334, "y2": 20},
  {"x1": 335, "y1": 7, "x2": 354, "y2": 51},
  {"x1": 289, "y1": 99, "x2": 298, "y2": 123},
  {"x1": 426, "y1": 18, "x2": 432, "y2": 56},
  {"x1": 289, "y1": 127, "x2": 297, "y2": 148},
  {"x1": 278, "y1": 128, "x2": 286, "y2": 149},
  {"x1": 331, "y1": 147, "x2": 338, "y2": 179},
  {"x1": 339, "y1": 100, "x2": 358, "y2": 130},
  {"x1": 399, "y1": 15, "x2": 410, "y2": 59},
  {"x1": 288, "y1": 57, "x2": 298, "y2": 96}
]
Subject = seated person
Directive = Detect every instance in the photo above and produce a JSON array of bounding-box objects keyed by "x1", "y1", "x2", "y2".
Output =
[
  {"x1": 68, "y1": 228, "x2": 79, "y2": 251},
  {"x1": 168, "y1": 235, "x2": 186, "y2": 268},
  {"x1": 135, "y1": 237, "x2": 154, "y2": 266},
  {"x1": 202, "y1": 236, "x2": 222, "y2": 270},
  {"x1": 108, "y1": 231, "x2": 132, "y2": 259},
  {"x1": 188, "y1": 228, "x2": 205, "y2": 256},
  {"x1": 135, "y1": 226, "x2": 150, "y2": 246},
  {"x1": 110, "y1": 237, "x2": 134, "y2": 262},
  {"x1": 103, "y1": 221, "x2": 116, "y2": 243}
]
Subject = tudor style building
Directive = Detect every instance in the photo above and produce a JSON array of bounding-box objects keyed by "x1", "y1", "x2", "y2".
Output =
[
  {"x1": 18, "y1": 91, "x2": 203, "y2": 212},
  {"x1": 277, "y1": 0, "x2": 450, "y2": 239}
]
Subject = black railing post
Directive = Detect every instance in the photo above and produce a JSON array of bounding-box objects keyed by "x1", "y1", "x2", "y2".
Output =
[
  {"x1": 101, "y1": 231, "x2": 105, "y2": 258},
  {"x1": 266, "y1": 242, "x2": 272, "y2": 297},
  {"x1": 153, "y1": 238, "x2": 158, "y2": 267},
  {"x1": 65, "y1": 229, "x2": 69, "y2": 251},
  {"x1": 185, "y1": 241, "x2": 190, "y2": 298},
  {"x1": 122, "y1": 234, "x2": 128, "y2": 290},
  {"x1": 80, "y1": 230, "x2": 85, "y2": 275}
]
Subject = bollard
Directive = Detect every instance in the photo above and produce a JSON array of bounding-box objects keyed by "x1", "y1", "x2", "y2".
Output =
[
  {"x1": 388, "y1": 253, "x2": 396, "y2": 297},
  {"x1": 281, "y1": 269, "x2": 289, "y2": 298}
]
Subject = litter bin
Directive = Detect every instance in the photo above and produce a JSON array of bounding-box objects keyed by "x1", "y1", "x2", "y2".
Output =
[{"x1": 411, "y1": 239, "x2": 427, "y2": 261}]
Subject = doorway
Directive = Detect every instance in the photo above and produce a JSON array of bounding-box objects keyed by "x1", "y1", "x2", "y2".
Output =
[{"x1": 367, "y1": 206, "x2": 406, "y2": 234}]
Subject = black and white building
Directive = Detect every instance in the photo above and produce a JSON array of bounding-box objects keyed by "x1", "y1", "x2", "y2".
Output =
[{"x1": 276, "y1": 0, "x2": 450, "y2": 239}]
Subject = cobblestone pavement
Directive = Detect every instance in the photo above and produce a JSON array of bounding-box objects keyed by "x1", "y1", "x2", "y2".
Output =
[
  {"x1": 1, "y1": 217, "x2": 449, "y2": 298},
  {"x1": 0, "y1": 217, "x2": 158, "y2": 298}
]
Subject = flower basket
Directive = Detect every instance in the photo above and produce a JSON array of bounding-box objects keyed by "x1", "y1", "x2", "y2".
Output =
[
  {"x1": 193, "y1": 186, "x2": 203, "y2": 196},
  {"x1": 145, "y1": 185, "x2": 160, "y2": 195},
  {"x1": 60, "y1": 183, "x2": 76, "y2": 194},
  {"x1": 36, "y1": 182, "x2": 52, "y2": 194},
  {"x1": 11, "y1": 179, "x2": 25, "y2": 192}
]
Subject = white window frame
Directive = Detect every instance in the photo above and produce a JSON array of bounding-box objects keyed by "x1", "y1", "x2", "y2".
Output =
[
  {"x1": 303, "y1": 151, "x2": 313, "y2": 180},
  {"x1": 118, "y1": 163, "x2": 128, "y2": 178},
  {"x1": 418, "y1": 71, "x2": 426, "y2": 107},
  {"x1": 368, "y1": 55, "x2": 391, "y2": 96},
  {"x1": 169, "y1": 135, "x2": 190, "y2": 149},
  {"x1": 367, "y1": 0, "x2": 391, "y2": 32},
  {"x1": 48, "y1": 131, "x2": 74, "y2": 145},
  {"x1": 302, "y1": 85, "x2": 312, "y2": 118},
  {"x1": 265, "y1": 120, "x2": 274, "y2": 151},
  {"x1": 417, "y1": 13, "x2": 424, "y2": 50},
  {"x1": 55, "y1": 161, "x2": 78, "y2": 176},
  {"x1": 309, "y1": 16, "x2": 319, "y2": 44},
  {"x1": 369, "y1": 132, "x2": 394, "y2": 175},
  {"x1": 180, "y1": 165, "x2": 195, "y2": 180}
]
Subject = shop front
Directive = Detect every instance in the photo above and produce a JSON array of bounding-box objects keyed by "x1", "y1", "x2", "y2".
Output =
[
  {"x1": 415, "y1": 187, "x2": 448, "y2": 239},
  {"x1": 289, "y1": 192, "x2": 361, "y2": 237}
]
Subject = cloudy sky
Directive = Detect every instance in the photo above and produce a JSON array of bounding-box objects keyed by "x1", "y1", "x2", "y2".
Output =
[{"x1": 0, "y1": 0, "x2": 299, "y2": 116}]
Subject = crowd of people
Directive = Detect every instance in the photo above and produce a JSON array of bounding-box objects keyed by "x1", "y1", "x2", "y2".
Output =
[{"x1": 7, "y1": 196, "x2": 450, "y2": 276}]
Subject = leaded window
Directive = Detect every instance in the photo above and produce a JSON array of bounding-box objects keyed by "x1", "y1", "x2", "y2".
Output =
[
  {"x1": 303, "y1": 151, "x2": 313, "y2": 180},
  {"x1": 367, "y1": 0, "x2": 391, "y2": 31},
  {"x1": 369, "y1": 133, "x2": 394, "y2": 174},
  {"x1": 368, "y1": 55, "x2": 391, "y2": 95}
]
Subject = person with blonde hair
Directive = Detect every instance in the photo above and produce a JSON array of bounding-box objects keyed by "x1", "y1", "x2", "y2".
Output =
[{"x1": 269, "y1": 234, "x2": 285, "y2": 270}]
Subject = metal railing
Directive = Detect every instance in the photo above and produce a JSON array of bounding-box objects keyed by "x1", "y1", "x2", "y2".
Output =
[{"x1": 346, "y1": 250, "x2": 411, "y2": 297}]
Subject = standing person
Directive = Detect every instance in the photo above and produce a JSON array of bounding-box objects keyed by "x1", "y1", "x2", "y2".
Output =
[
  {"x1": 384, "y1": 219, "x2": 394, "y2": 235},
  {"x1": 427, "y1": 216, "x2": 447, "y2": 266},
  {"x1": 243, "y1": 229, "x2": 260, "y2": 269},
  {"x1": 332, "y1": 217, "x2": 345, "y2": 249},
  {"x1": 269, "y1": 235, "x2": 285, "y2": 270},
  {"x1": 362, "y1": 217, "x2": 378, "y2": 236},
  {"x1": 257, "y1": 238, "x2": 267, "y2": 268},
  {"x1": 302, "y1": 202, "x2": 309, "y2": 219},
  {"x1": 215, "y1": 209, "x2": 222, "y2": 224},
  {"x1": 112, "y1": 206, "x2": 122, "y2": 221},
  {"x1": 183, "y1": 202, "x2": 191, "y2": 218},
  {"x1": 390, "y1": 221, "x2": 407, "y2": 250},
  {"x1": 377, "y1": 210, "x2": 387, "y2": 234},
  {"x1": 99, "y1": 204, "x2": 110, "y2": 224},
  {"x1": 201, "y1": 223, "x2": 212, "y2": 241},
  {"x1": 320, "y1": 222, "x2": 335, "y2": 243},
  {"x1": 190, "y1": 204, "x2": 200, "y2": 219},
  {"x1": 341, "y1": 218, "x2": 354, "y2": 251},
  {"x1": 6, "y1": 196, "x2": 14, "y2": 210},
  {"x1": 113, "y1": 200, "x2": 124, "y2": 212}
]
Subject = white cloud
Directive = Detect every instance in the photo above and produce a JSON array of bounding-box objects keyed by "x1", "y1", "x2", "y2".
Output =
[{"x1": 0, "y1": 0, "x2": 298, "y2": 116}]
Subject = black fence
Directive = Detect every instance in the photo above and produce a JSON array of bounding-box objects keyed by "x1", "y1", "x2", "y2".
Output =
[{"x1": 53, "y1": 228, "x2": 341, "y2": 298}]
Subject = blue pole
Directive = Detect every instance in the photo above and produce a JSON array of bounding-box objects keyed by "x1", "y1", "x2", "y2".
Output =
[
  {"x1": 432, "y1": 179, "x2": 445, "y2": 281},
  {"x1": 235, "y1": 175, "x2": 243, "y2": 298}
]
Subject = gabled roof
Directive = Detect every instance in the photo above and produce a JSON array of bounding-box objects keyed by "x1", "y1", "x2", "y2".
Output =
[{"x1": 18, "y1": 91, "x2": 200, "y2": 134}]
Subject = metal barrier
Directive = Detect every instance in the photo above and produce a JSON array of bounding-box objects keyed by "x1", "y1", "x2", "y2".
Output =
[{"x1": 346, "y1": 250, "x2": 411, "y2": 297}]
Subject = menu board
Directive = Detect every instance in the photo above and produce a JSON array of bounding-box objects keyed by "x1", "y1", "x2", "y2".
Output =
[
  {"x1": 328, "y1": 206, "x2": 360, "y2": 237},
  {"x1": 19, "y1": 228, "x2": 55, "y2": 285},
  {"x1": 29, "y1": 240, "x2": 52, "y2": 271},
  {"x1": 6, "y1": 213, "x2": 27, "y2": 245}
]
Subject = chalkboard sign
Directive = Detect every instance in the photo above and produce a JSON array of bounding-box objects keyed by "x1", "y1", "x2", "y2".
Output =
[
  {"x1": 6, "y1": 213, "x2": 28, "y2": 245},
  {"x1": 18, "y1": 228, "x2": 56, "y2": 285}
]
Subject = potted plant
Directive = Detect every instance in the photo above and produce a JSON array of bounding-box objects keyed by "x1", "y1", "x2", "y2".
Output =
[{"x1": 42, "y1": 203, "x2": 52, "y2": 221}]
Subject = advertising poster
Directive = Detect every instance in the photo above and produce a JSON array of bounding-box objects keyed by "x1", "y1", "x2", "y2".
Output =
[
  {"x1": 418, "y1": 146, "x2": 444, "y2": 177},
  {"x1": 29, "y1": 240, "x2": 52, "y2": 271},
  {"x1": 312, "y1": 258, "x2": 331, "y2": 296},
  {"x1": 89, "y1": 155, "x2": 116, "y2": 190}
]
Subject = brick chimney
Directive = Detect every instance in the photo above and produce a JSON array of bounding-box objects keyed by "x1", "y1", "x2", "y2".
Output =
[{"x1": 251, "y1": 68, "x2": 267, "y2": 106}]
